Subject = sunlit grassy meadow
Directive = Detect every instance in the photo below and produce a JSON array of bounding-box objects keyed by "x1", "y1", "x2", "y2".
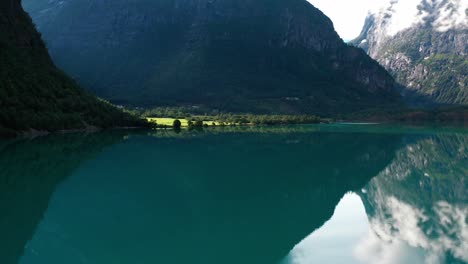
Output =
[
  {"x1": 146, "y1": 117, "x2": 227, "y2": 127},
  {"x1": 145, "y1": 114, "x2": 323, "y2": 128}
]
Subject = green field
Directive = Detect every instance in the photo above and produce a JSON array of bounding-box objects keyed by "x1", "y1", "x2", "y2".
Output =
[
  {"x1": 146, "y1": 118, "x2": 226, "y2": 127},
  {"x1": 147, "y1": 118, "x2": 189, "y2": 127},
  {"x1": 146, "y1": 114, "x2": 323, "y2": 128}
]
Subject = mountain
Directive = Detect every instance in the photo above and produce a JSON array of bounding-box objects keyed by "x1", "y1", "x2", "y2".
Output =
[
  {"x1": 23, "y1": 0, "x2": 401, "y2": 115},
  {"x1": 0, "y1": 0, "x2": 142, "y2": 135},
  {"x1": 351, "y1": 0, "x2": 468, "y2": 105}
]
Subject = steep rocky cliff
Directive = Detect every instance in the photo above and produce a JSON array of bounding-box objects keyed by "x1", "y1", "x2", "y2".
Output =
[
  {"x1": 24, "y1": 0, "x2": 401, "y2": 114},
  {"x1": 0, "y1": 0, "x2": 140, "y2": 134},
  {"x1": 352, "y1": 0, "x2": 468, "y2": 105}
]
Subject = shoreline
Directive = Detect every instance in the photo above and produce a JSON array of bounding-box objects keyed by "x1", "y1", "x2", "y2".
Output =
[
  {"x1": 0, "y1": 126, "x2": 148, "y2": 139},
  {"x1": 2, "y1": 120, "x2": 467, "y2": 139}
]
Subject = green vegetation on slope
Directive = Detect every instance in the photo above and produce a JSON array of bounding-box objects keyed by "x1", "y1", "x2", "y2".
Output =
[
  {"x1": 352, "y1": 23, "x2": 467, "y2": 105},
  {"x1": 420, "y1": 54, "x2": 468, "y2": 104},
  {"x1": 386, "y1": 31, "x2": 468, "y2": 105},
  {"x1": 24, "y1": 0, "x2": 400, "y2": 114},
  {"x1": 0, "y1": 0, "x2": 145, "y2": 135},
  {"x1": 343, "y1": 105, "x2": 468, "y2": 123}
]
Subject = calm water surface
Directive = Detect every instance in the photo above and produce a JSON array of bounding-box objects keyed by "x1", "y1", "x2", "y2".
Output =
[{"x1": 0, "y1": 125, "x2": 466, "y2": 264}]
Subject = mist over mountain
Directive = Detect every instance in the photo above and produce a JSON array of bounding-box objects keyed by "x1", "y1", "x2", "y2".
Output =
[
  {"x1": 352, "y1": 0, "x2": 468, "y2": 105},
  {"x1": 23, "y1": 0, "x2": 401, "y2": 114}
]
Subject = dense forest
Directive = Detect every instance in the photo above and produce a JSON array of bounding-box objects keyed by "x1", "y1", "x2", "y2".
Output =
[{"x1": 0, "y1": 0, "x2": 145, "y2": 136}]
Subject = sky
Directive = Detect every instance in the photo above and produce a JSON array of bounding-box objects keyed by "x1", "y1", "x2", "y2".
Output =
[
  {"x1": 308, "y1": 0, "x2": 468, "y2": 39},
  {"x1": 307, "y1": 0, "x2": 378, "y2": 40}
]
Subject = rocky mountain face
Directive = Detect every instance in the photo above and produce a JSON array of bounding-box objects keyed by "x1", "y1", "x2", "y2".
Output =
[
  {"x1": 358, "y1": 133, "x2": 468, "y2": 263},
  {"x1": 23, "y1": 0, "x2": 400, "y2": 114},
  {"x1": 0, "y1": 0, "x2": 140, "y2": 134},
  {"x1": 352, "y1": 0, "x2": 468, "y2": 105}
]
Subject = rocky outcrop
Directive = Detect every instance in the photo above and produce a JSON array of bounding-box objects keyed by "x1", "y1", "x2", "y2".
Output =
[
  {"x1": 23, "y1": 0, "x2": 400, "y2": 114},
  {"x1": 351, "y1": 0, "x2": 468, "y2": 105}
]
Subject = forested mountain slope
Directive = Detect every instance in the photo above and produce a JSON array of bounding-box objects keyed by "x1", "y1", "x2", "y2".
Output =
[
  {"x1": 24, "y1": 0, "x2": 401, "y2": 114},
  {"x1": 0, "y1": 0, "x2": 141, "y2": 135}
]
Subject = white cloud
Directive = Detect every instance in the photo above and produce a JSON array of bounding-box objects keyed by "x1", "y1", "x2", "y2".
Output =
[
  {"x1": 376, "y1": 0, "x2": 429, "y2": 36},
  {"x1": 307, "y1": 0, "x2": 380, "y2": 40},
  {"x1": 432, "y1": 0, "x2": 468, "y2": 32},
  {"x1": 354, "y1": 197, "x2": 468, "y2": 264},
  {"x1": 307, "y1": 0, "x2": 468, "y2": 39}
]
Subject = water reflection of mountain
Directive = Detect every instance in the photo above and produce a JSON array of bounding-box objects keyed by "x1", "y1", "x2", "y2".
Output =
[
  {"x1": 0, "y1": 133, "x2": 124, "y2": 264},
  {"x1": 358, "y1": 134, "x2": 468, "y2": 264},
  {"x1": 18, "y1": 131, "x2": 401, "y2": 264}
]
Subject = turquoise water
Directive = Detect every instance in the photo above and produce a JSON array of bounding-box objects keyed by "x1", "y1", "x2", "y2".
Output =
[{"x1": 0, "y1": 125, "x2": 466, "y2": 264}]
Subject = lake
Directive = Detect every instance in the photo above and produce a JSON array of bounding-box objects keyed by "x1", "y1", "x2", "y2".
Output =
[{"x1": 0, "y1": 124, "x2": 466, "y2": 264}]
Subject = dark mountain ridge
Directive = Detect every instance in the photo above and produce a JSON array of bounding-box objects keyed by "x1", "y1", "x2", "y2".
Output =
[
  {"x1": 24, "y1": 0, "x2": 402, "y2": 114},
  {"x1": 0, "y1": 0, "x2": 141, "y2": 135}
]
